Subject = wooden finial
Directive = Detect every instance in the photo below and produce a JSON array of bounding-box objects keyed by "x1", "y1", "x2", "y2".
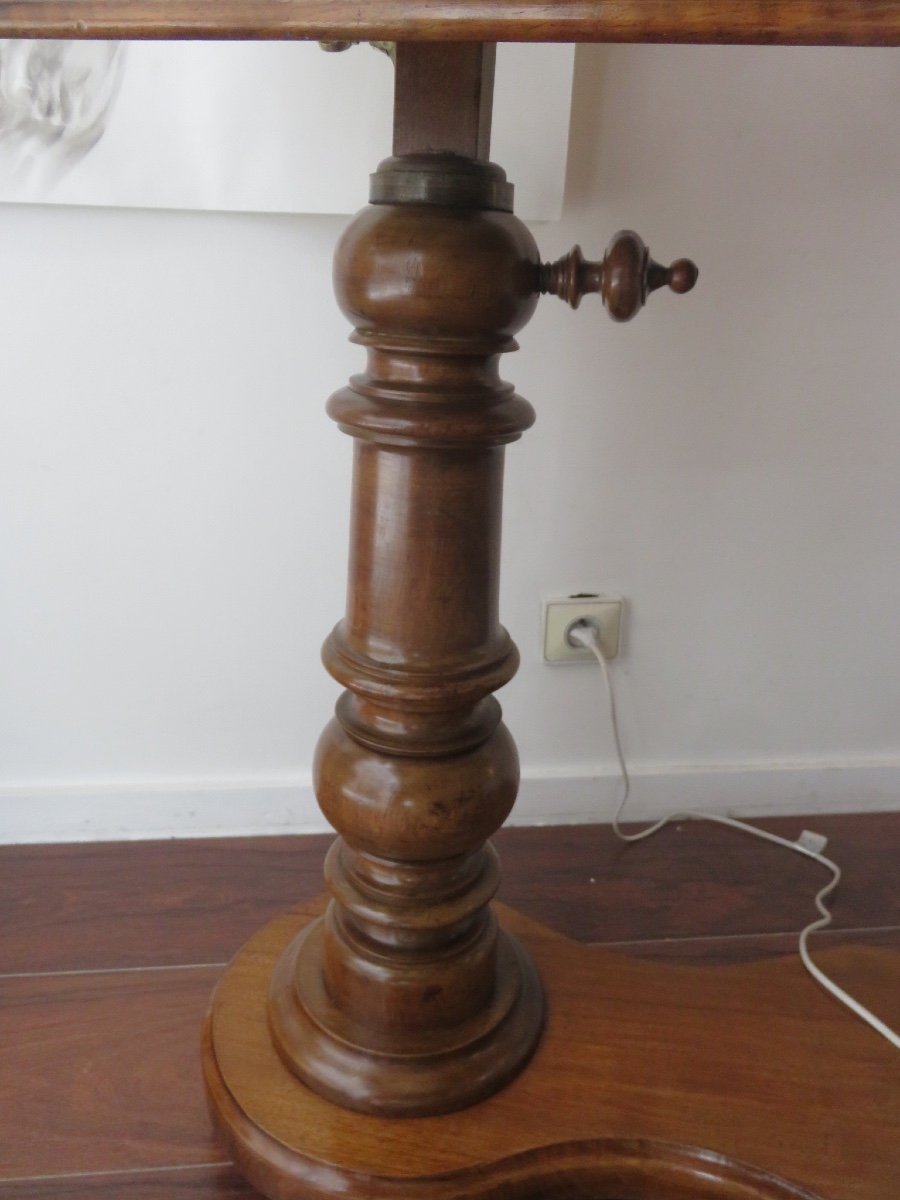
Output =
[{"x1": 540, "y1": 230, "x2": 698, "y2": 321}]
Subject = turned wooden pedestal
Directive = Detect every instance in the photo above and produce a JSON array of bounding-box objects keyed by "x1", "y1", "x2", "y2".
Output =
[
  {"x1": 0, "y1": 0, "x2": 893, "y2": 1192},
  {"x1": 200, "y1": 40, "x2": 899, "y2": 1200},
  {"x1": 261, "y1": 147, "x2": 545, "y2": 1117}
]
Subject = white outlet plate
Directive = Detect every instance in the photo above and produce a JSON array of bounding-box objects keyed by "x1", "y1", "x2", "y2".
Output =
[{"x1": 543, "y1": 596, "x2": 623, "y2": 663}]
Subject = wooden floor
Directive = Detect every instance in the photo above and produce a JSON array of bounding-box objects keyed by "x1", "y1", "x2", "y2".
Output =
[{"x1": 1, "y1": 813, "x2": 897, "y2": 1198}]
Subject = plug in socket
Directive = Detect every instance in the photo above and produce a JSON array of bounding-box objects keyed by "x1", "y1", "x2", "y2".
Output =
[{"x1": 543, "y1": 596, "x2": 623, "y2": 663}]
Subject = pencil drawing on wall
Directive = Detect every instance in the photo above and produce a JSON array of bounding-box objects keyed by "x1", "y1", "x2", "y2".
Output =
[
  {"x1": 0, "y1": 40, "x2": 573, "y2": 219},
  {"x1": 0, "y1": 40, "x2": 126, "y2": 189}
]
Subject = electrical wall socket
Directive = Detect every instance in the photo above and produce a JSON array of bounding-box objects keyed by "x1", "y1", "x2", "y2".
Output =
[{"x1": 543, "y1": 595, "x2": 623, "y2": 663}]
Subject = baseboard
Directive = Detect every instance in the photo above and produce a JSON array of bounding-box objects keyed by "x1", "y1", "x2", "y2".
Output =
[{"x1": 1, "y1": 760, "x2": 898, "y2": 844}]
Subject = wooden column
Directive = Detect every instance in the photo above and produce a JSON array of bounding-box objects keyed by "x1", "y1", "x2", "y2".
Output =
[
  {"x1": 263, "y1": 43, "x2": 544, "y2": 1116},
  {"x1": 392, "y1": 42, "x2": 495, "y2": 158}
]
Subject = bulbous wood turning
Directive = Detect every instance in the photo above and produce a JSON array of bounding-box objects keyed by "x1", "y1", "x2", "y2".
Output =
[
  {"x1": 540, "y1": 229, "x2": 698, "y2": 321},
  {"x1": 266, "y1": 154, "x2": 544, "y2": 1117}
]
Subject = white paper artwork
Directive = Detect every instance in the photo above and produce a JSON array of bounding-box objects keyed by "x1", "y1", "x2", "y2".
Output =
[{"x1": 0, "y1": 41, "x2": 574, "y2": 220}]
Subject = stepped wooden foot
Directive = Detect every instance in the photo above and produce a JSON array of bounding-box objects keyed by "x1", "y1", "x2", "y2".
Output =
[
  {"x1": 266, "y1": 907, "x2": 543, "y2": 1117},
  {"x1": 204, "y1": 899, "x2": 899, "y2": 1200}
]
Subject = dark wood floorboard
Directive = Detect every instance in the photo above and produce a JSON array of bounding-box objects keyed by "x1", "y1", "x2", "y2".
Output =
[
  {"x1": 0, "y1": 1168, "x2": 248, "y2": 1198},
  {"x1": 600, "y1": 925, "x2": 900, "y2": 965},
  {"x1": 497, "y1": 813, "x2": 900, "y2": 945},
  {"x1": 0, "y1": 969, "x2": 223, "y2": 1179},
  {"x1": 0, "y1": 835, "x2": 330, "y2": 975},
  {"x1": 2, "y1": 814, "x2": 897, "y2": 974}
]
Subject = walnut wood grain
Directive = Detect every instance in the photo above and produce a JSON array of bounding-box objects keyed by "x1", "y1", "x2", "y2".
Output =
[
  {"x1": 203, "y1": 900, "x2": 900, "y2": 1200},
  {"x1": 0, "y1": 1, "x2": 897, "y2": 44}
]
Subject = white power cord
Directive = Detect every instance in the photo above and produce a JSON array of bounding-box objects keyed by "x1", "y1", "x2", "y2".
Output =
[{"x1": 567, "y1": 618, "x2": 900, "y2": 1051}]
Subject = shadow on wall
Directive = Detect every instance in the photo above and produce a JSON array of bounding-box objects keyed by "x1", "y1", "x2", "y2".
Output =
[{"x1": 564, "y1": 44, "x2": 615, "y2": 209}]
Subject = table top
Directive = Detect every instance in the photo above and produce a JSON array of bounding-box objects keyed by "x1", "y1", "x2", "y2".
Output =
[{"x1": 0, "y1": 0, "x2": 898, "y2": 44}]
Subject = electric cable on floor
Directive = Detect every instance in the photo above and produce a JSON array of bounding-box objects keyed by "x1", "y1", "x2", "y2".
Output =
[{"x1": 566, "y1": 618, "x2": 900, "y2": 1052}]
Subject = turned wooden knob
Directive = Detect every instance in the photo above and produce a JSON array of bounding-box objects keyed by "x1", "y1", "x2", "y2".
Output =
[{"x1": 539, "y1": 230, "x2": 698, "y2": 322}]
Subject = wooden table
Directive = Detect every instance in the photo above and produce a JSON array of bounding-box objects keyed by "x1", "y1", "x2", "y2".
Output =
[{"x1": 3, "y1": 5, "x2": 898, "y2": 1199}]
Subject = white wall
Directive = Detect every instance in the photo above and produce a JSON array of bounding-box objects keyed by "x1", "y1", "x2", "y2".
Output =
[{"x1": 2, "y1": 44, "x2": 899, "y2": 842}]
